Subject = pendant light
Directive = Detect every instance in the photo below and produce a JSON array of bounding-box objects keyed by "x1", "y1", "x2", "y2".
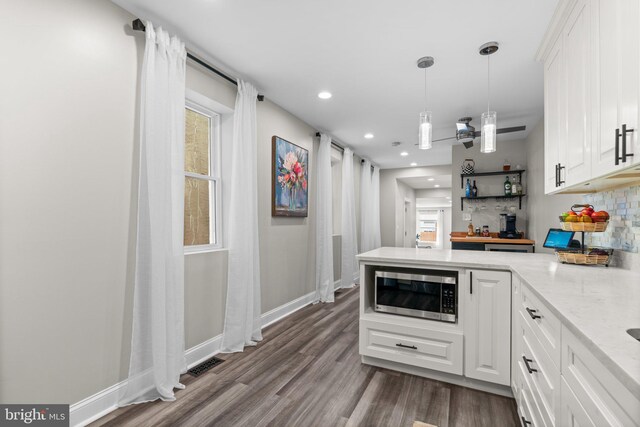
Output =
[
  {"x1": 479, "y1": 42, "x2": 499, "y2": 154},
  {"x1": 417, "y1": 56, "x2": 434, "y2": 150}
]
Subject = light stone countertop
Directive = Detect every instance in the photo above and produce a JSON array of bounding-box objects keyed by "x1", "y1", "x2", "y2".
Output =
[{"x1": 357, "y1": 247, "x2": 640, "y2": 398}]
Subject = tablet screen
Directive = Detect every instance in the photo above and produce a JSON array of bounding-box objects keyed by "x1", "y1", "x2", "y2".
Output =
[{"x1": 543, "y1": 229, "x2": 575, "y2": 249}]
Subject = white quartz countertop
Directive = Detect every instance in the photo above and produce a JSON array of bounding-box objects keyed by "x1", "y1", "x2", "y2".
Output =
[{"x1": 357, "y1": 247, "x2": 640, "y2": 398}]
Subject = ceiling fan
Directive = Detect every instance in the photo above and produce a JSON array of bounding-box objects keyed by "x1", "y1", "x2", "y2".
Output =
[{"x1": 419, "y1": 117, "x2": 526, "y2": 149}]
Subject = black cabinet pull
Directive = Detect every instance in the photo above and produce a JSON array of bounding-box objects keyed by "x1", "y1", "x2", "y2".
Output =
[
  {"x1": 555, "y1": 163, "x2": 559, "y2": 187},
  {"x1": 521, "y1": 416, "x2": 532, "y2": 425},
  {"x1": 558, "y1": 164, "x2": 565, "y2": 185},
  {"x1": 523, "y1": 356, "x2": 537, "y2": 374},
  {"x1": 470, "y1": 271, "x2": 473, "y2": 294},
  {"x1": 396, "y1": 343, "x2": 417, "y2": 350},
  {"x1": 616, "y1": 127, "x2": 621, "y2": 165},
  {"x1": 526, "y1": 307, "x2": 541, "y2": 320},
  {"x1": 622, "y1": 124, "x2": 634, "y2": 163}
]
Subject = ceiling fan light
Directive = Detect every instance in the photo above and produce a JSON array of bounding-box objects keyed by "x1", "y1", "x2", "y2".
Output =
[
  {"x1": 481, "y1": 111, "x2": 497, "y2": 153},
  {"x1": 418, "y1": 111, "x2": 432, "y2": 150}
]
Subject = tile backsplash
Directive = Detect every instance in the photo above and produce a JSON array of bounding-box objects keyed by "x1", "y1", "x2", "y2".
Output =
[{"x1": 583, "y1": 184, "x2": 640, "y2": 253}]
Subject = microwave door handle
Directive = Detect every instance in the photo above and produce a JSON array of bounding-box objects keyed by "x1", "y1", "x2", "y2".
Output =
[{"x1": 469, "y1": 271, "x2": 473, "y2": 294}]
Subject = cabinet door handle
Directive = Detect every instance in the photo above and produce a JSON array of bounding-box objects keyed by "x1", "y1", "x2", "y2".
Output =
[
  {"x1": 522, "y1": 356, "x2": 537, "y2": 374},
  {"x1": 558, "y1": 164, "x2": 565, "y2": 185},
  {"x1": 616, "y1": 127, "x2": 621, "y2": 165},
  {"x1": 396, "y1": 343, "x2": 417, "y2": 350},
  {"x1": 526, "y1": 307, "x2": 541, "y2": 320},
  {"x1": 622, "y1": 124, "x2": 634, "y2": 163},
  {"x1": 521, "y1": 416, "x2": 532, "y2": 426},
  {"x1": 470, "y1": 271, "x2": 473, "y2": 294},
  {"x1": 555, "y1": 163, "x2": 559, "y2": 187}
]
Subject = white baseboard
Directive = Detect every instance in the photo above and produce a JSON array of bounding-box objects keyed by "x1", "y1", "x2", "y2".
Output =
[
  {"x1": 70, "y1": 290, "x2": 317, "y2": 427},
  {"x1": 261, "y1": 290, "x2": 317, "y2": 328}
]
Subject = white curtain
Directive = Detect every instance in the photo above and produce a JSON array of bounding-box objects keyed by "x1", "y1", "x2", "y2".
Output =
[
  {"x1": 221, "y1": 80, "x2": 262, "y2": 353},
  {"x1": 316, "y1": 134, "x2": 334, "y2": 302},
  {"x1": 371, "y1": 165, "x2": 381, "y2": 248},
  {"x1": 120, "y1": 22, "x2": 187, "y2": 406},
  {"x1": 360, "y1": 160, "x2": 373, "y2": 252},
  {"x1": 340, "y1": 148, "x2": 358, "y2": 288}
]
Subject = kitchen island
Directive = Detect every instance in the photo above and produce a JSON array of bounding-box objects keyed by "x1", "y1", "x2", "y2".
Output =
[{"x1": 357, "y1": 247, "x2": 640, "y2": 426}]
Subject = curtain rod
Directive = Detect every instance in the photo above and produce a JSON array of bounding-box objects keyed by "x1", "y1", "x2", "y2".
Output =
[
  {"x1": 314, "y1": 132, "x2": 345, "y2": 153},
  {"x1": 131, "y1": 19, "x2": 264, "y2": 102}
]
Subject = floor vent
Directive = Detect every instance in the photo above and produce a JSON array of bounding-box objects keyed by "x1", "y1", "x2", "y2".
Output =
[{"x1": 188, "y1": 356, "x2": 224, "y2": 377}]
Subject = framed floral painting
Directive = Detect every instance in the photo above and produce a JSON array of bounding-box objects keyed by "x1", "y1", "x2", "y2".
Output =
[{"x1": 272, "y1": 136, "x2": 308, "y2": 217}]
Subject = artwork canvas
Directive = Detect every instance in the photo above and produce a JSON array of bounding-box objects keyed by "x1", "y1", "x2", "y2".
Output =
[{"x1": 272, "y1": 136, "x2": 308, "y2": 217}]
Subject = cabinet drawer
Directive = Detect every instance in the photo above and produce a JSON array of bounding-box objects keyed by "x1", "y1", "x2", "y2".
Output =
[
  {"x1": 519, "y1": 312, "x2": 560, "y2": 427},
  {"x1": 518, "y1": 358, "x2": 545, "y2": 427},
  {"x1": 520, "y1": 284, "x2": 561, "y2": 368},
  {"x1": 561, "y1": 326, "x2": 640, "y2": 427},
  {"x1": 359, "y1": 318, "x2": 463, "y2": 375}
]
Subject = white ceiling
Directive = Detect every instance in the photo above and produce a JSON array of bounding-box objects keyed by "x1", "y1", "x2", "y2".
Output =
[
  {"x1": 397, "y1": 175, "x2": 452, "y2": 190},
  {"x1": 113, "y1": 0, "x2": 559, "y2": 169}
]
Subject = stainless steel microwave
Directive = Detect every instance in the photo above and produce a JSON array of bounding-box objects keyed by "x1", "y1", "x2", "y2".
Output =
[{"x1": 374, "y1": 270, "x2": 457, "y2": 323}]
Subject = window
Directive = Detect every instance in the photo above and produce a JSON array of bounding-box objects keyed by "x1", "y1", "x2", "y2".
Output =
[{"x1": 184, "y1": 98, "x2": 221, "y2": 252}]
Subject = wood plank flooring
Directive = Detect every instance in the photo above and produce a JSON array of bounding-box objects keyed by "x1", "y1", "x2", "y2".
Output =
[{"x1": 92, "y1": 286, "x2": 519, "y2": 427}]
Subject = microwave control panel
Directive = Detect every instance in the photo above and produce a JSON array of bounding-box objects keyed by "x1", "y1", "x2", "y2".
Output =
[{"x1": 441, "y1": 283, "x2": 457, "y2": 315}]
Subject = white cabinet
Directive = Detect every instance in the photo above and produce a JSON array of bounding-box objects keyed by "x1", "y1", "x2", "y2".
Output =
[
  {"x1": 511, "y1": 274, "x2": 522, "y2": 396},
  {"x1": 541, "y1": 0, "x2": 640, "y2": 193},
  {"x1": 592, "y1": 0, "x2": 640, "y2": 177},
  {"x1": 464, "y1": 269, "x2": 511, "y2": 386},
  {"x1": 544, "y1": 35, "x2": 567, "y2": 194},
  {"x1": 564, "y1": 0, "x2": 592, "y2": 185}
]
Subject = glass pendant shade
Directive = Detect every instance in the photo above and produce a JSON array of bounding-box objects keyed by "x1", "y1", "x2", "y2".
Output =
[
  {"x1": 418, "y1": 111, "x2": 432, "y2": 150},
  {"x1": 481, "y1": 111, "x2": 497, "y2": 153}
]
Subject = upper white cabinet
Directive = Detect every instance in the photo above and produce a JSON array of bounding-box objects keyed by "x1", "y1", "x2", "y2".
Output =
[
  {"x1": 592, "y1": 0, "x2": 640, "y2": 177},
  {"x1": 464, "y1": 269, "x2": 511, "y2": 386},
  {"x1": 544, "y1": 36, "x2": 567, "y2": 194},
  {"x1": 540, "y1": 0, "x2": 640, "y2": 194}
]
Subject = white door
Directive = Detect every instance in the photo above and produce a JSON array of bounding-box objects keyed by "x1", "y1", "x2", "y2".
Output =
[
  {"x1": 592, "y1": 0, "x2": 640, "y2": 176},
  {"x1": 464, "y1": 269, "x2": 511, "y2": 386},
  {"x1": 564, "y1": 0, "x2": 591, "y2": 186},
  {"x1": 544, "y1": 35, "x2": 566, "y2": 194}
]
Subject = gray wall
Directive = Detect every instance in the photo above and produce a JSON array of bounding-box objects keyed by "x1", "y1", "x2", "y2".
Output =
[
  {"x1": 525, "y1": 120, "x2": 575, "y2": 252},
  {"x1": 379, "y1": 166, "x2": 451, "y2": 247},
  {"x1": 0, "y1": 0, "x2": 346, "y2": 405},
  {"x1": 452, "y1": 140, "x2": 529, "y2": 234}
]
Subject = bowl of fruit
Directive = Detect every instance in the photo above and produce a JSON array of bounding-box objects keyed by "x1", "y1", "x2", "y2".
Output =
[{"x1": 559, "y1": 204, "x2": 609, "y2": 232}]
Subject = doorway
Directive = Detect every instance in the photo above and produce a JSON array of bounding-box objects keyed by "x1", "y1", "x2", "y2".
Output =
[{"x1": 403, "y1": 199, "x2": 414, "y2": 248}]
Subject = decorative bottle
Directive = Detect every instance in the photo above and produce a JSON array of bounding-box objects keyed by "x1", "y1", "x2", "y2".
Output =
[
  {"x1": 465, "y1": 179, "x2": 472, "y2": 198},
  {"x1": 504, "y1": 176, "x2": 512, "y2": 196},
  {"x1": 472, "y1": 180, "x2": 478, "y2": 198}
]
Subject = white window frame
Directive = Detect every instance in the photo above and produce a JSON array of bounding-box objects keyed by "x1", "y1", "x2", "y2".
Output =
[{"x1": 184, "y1": 95, "x2": 223, "y2": 254}]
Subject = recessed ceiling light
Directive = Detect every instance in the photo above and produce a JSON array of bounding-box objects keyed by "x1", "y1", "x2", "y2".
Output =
[
  {"x1": 364, "y1": 133, "x2": 374, "y2": 139},
  {"x1": 427, "y1": 178, "x2": 435, "y2": 181},
  {"x1": 318, "y1": 91, "x2": 332, "y2": 99},
  {"x1": 400, "y1": 151, "x2": 409, "y2": 156},
  {"x1": 446, "y1": 196, "x2": 451, "y2": 199},
  {"x1": 410, "y1": 162, "x2": 417, "y2": 166},
  {"x1": 435, "y1": 184, "x2": 440, "y2": 187}
]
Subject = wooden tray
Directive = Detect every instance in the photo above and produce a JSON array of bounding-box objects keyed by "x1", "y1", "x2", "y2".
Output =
[
  {"x1": 559, "y1": 221, "x2": 609, "y2": 232},
  {"x1": 556, "y1": 251, "x2": 610, "y2": 266}
]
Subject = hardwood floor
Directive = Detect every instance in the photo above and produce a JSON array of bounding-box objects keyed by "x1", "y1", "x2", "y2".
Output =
[{"x1": 92, "y1": 286, "x2": 519, "y2": 427}]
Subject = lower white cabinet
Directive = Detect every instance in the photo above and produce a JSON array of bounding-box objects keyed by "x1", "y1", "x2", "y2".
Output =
[
  {"x1": 464, "y1": 269, "x2": 511, "y2": 386},
  {"x1": 359, "y1": 318, "x2": 463, "y2": 375},
  {"x1": 514, "y1": 282, "x2": 640, "y2": 427}
]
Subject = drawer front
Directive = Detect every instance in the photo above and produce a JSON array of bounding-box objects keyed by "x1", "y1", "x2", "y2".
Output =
[
  {"x1": 520, "y1": 284, "x2": 561, "y2": 368},
  {"x1": 520, "y1": 312, "x2": 560, "y2": 427},
  {"x1": 360, "y1": 319, "x2": 463, "y2": 375},
  {"x1": 562, "y1": 326, "x2": 640, "y2": 427},
  {"x1": 518, "y1": 358, "x2": 546, "y2": 427}
]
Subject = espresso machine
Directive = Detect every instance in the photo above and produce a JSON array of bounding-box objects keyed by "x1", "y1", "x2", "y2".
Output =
[{"x1": 499, "y1": 213, "x2": 519, "y2": 238}]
